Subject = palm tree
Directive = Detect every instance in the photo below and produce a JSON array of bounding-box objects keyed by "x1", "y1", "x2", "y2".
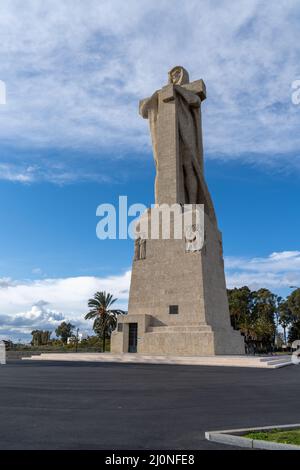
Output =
[{"x1": 84, "y1": 292, "x2": 126, "y2": 352}]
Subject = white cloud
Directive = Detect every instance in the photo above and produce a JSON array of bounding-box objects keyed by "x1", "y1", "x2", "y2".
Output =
[
  {"x1": 0, "y1": 277, "x2": 15, "y2": 288},
  {"x1": 0, "y1": 271, "x2": 131, "y2": 315},
  {"x1": 225, "y1": 251, "x2": 300, "y2": 289},
  {"x1": 0, "y1": 163, "x2": 35, "y2": 183},
  {"x1": 0, "y1": 0, "x2": 299, "y2": 183},
  {"x1": 0, "y1": 300, "x2": 66, "y2": 340},
  {"x1": 0, "y1": 270, "x2": 131, "y2": 341}
]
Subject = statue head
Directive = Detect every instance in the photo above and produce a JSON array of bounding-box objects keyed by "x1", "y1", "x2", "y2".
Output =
[{"x1": 168, "y1": 66, "x2": 189, "y2": 85}]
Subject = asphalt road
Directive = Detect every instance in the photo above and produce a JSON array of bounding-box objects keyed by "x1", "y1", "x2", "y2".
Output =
[{"x1": 0, "y1": 360, "x2": 299, "y2": 450}]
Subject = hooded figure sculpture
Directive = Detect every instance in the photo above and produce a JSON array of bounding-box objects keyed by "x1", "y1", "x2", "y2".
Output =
[{"x1": 140, "y1": 66, "x2": 216, "y2": 222}]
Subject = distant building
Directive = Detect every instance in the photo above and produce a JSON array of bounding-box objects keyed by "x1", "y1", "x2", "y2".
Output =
[{"x1": 67, "y1": 332, "x2": 88, "y2": 344}]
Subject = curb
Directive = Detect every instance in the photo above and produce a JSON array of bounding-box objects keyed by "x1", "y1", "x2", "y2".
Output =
[{"x1": 205, "y1": 424, "x2": 300, "y2": 450}]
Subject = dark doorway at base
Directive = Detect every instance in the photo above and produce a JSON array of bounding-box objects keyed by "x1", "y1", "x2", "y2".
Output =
[{"x1": 128, "y1": 323, "x2": 138, "y2": 353}]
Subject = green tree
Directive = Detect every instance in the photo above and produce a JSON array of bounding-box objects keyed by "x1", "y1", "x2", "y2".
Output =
[
  {"x1": 31, "y1": 330, "x2": 51, "y2": 346},
  {"x1": 237, "y1": 313, "x2": 256, "y2": 343},
  {"x1": 84, "y1": 292, "x2": 126, "y2": 352},
  {"x1": 287, "y1": 288, "x2": 300, "y2": 319},
  {"x1": 251, "y1": 289, "x2": 276, "y2": 350},
  {"x1": 288, "y1": 320, "x2": 300, "y2": 343},
  {"x1": 227, "y1": 286, "x2": 252, "y2": 330},
  {"x1": 227, "y1": 287, "x2": 277, "y2": 352},
  {"x1": 55, "y1": 322, "x2": 75, "y2": 344},
  {"x1": 287, "y1": 288, "x2": 300, "y2": 343},
  {"x1": 278, "y1": 299, "x2": 292, "y2": 344}
]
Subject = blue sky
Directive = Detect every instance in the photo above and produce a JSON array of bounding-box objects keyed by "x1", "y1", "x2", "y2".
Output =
[{"x1": 0, "y1": 0, "x2": 300, "y2": 341}]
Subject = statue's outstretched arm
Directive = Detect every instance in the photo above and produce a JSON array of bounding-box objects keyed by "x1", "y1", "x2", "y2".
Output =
[
  {"x1": 139, "y1": 90, "x2": 159, "y2": 118},
  {"x1": 174, "y1": 85, "x2": 201, "y2": 108}
]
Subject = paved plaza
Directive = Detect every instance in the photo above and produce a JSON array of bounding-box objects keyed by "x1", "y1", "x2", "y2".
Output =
[{"x1": 0, "y1": 360, "x2": 299, "y2": 450}]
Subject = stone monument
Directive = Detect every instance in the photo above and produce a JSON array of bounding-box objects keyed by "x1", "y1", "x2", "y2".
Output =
[{"x1": 111, "y1": 66, "x2": 245, "y2": 355}]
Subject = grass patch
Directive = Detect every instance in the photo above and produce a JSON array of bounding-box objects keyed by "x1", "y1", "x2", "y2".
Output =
[{"x1": 244, "y1": 428, "x2": 300, "y2": 446}]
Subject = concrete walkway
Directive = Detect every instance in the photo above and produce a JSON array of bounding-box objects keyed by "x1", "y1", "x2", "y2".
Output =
[{"x1": 22, "y1": 352, "x2": 292, "y2": 368}]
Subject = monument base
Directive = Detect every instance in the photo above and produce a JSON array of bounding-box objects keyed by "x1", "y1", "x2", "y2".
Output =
[
  {"x1": 22, "y1": 352, "x2": 292, "y2": 369},
  {"x1": 111, "y1": 208, "x2": 245, "y2": 356},
  {"x1": 111, "y1": 314, "x2": 245, "y2": 356}
]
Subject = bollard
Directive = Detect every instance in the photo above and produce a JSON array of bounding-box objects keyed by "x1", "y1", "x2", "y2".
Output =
[{"x1": 0, "y1": 341, "x2": 6, "y2": 365}]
